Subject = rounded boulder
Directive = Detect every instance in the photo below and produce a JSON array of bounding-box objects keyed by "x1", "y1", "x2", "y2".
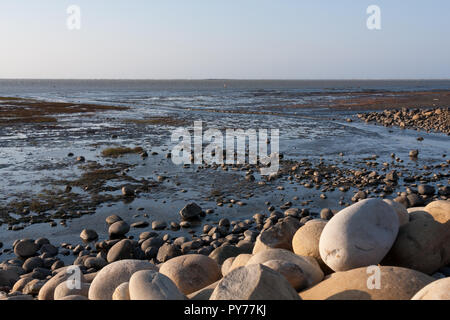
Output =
[
  {"x1": 159, "y1": 254, "x2": 221, "y2": 295},
  {"x1": 129, "y1": 270, "x2": 185, "y2": 300},
  {"x1": 319, "y1": 199, "x2": 399, "y2": 272},
  {"x1": 88, "y1": 259, "x2": 158, "y2": 300}
]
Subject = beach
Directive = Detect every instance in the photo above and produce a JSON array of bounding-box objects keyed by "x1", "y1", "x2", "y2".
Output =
[{"x1": 0, "y1": 80, "x2": 449, "y2": 300}]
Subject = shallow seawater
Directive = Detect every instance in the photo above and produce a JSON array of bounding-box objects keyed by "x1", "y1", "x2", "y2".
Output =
[{"x1": 0, "y1": 80, "x2": 449, "y2": 261}]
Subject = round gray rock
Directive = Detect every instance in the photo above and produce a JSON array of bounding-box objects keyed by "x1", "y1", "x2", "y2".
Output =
[{"x1": 319, "y1": 198, "x2": 399, "y2": 272}]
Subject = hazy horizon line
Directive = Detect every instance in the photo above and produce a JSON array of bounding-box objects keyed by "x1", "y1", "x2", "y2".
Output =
[{"x1": 1, "y1": 78, "x2": 450, "y2": 81}]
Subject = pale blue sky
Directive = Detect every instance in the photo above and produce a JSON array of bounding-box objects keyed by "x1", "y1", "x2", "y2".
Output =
[{"x1": 0, "y1": 0, "x2": 449, "y2": 79}]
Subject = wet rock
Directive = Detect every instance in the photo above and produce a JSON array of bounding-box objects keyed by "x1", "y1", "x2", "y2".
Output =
[
  {"x1": 129, "y1": 270, "x2": 185, "y2": 300},
  {"x1": 34, "y1": 238, "x2": 50, "y2": 249},
  {"x1": 121, "y1": 186, "x2": 135, "y2": 197},
  {"x1": 159, "y1": 254, "x2": 221, "y2": 295},
  {"x1": 108, "y1": 221, "x2": 130, "y2": 239},
  {"x1": 409, "y1": 150, "x2": 419, "y2": 158},
  {"x1": 284, "y1": 208, "x2": 301, "y2": 218},
  {"x1": 418, "y1": 185, "x2": 436, "y2": 196},
  {"x1": 84, "y1": 257, "x2": 107, "y2": 270},
  {"x1": 14, "y1": 239, "x2": 38, "y2": 258},
  {"x1": 152, "y1": 220, "x2": 167, "y2": 230},
  {"x1": 320, "y1": 208, "x2": 333, "y2": 220},
  {"x1": 141, "y1": 236, "x2": 164, "y2": 252},
  {"x1": 179, "y1": 203, "x2": 202, "y2": 221},
  {"x1": 80, "y1": 229, "x2": 98, "y2": 242},
  {"x1": 156, "y1": 243, "x2": 182, "y2": 263},
  {"x1": 299, "y1": 266, "x2": 434, "y2": 300},
  {"x1": 106, "y1": 215, "x2": 123, "y2": 225},
  {"x1": 22, "y1": 257, "x2": 44, "y2": 273},
  {"x1": 407, "y1": 193, "x2": 424, "y2": 207},
  {"x1": 131, "y1": 221, "x2": 149, "y2": 228},
  {"x1": 319, "y1": 199, "x2": 399, "y2": 272},
  {"x1": 107, "y1": 239, "x2": 135, "y2": 263},
  {"x1": 210, "y1": 264, "x2": 300, "y2": 300},
  {"x1": 88, "y1": 260, "x2": 158, "y2": 300}
]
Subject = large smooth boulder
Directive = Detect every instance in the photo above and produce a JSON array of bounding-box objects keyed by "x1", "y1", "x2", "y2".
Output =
[
  {"x1": 383, "y1": 199, "x2": 409, "y2": 226},
  {"x1": 292, "y1": 219, "x2": 330, "y2": 273},
  {"x1": 319, "y1": 199, "x2": 399, "y2": 272},
  {"x1": 210, "y1": 264, "x2": 300, "y2": 300},
  {"x1": 382, "y1": 216, "x2": 450, "y2": 274},
  {"x1": 262, "y1": 260, "x2": 307, "y2": 291},
  {"x1": 159, "y1": 254, "x2": 221, "y2": 295},
  {"x1": 411, "y1": 278, "x2": 450, "y2": 300},
  {"x1": 226, "y1": 254, "x2": 253, "y2": 276},
  {"x1": 38, "y1": 266, "x2": 86, "y2": 300},
  {"x1": 112, "y1": 282, "x2": 130, "y2": 300},
  {"x1": 299, "y1": 266, "x2": 435, "y2": 300},
  {"x1": 88, "y1": 260, "x2": 158, "y2": 300},
  {"x1": 54, "y1": 281, "x2": 90, "y2": 300},
  {"x1": 246, "y1": 248, "x2": 324, "y2": 288},
  {"x1": 129, "y1": 270, "x2": 185, "y2": 300},
  {"x1": 253, "y1": 217, "x2": 302, "y2": 254},
  {"x1": 424, "y1": 200, "x2": 450, "y2": 223}
]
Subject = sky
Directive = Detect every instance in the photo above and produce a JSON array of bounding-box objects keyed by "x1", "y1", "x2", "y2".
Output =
[{"x1": 0, "y1": 0, "x2": 449, "y2": 79}]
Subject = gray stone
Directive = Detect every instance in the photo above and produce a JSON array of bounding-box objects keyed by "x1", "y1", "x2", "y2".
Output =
[
  {"x1": 107, "y1": 239, "x2": 135, "y2": 263},
  {"x1": 319, "y1": 199, "x2": 399, "y2": 272},
  {"x1": 80, "y1": 229, "x2": 98, "y2": 242},
  {"x1": 179, "y1": 203, "x2": 202, "y2": 221},
  {"x1": 14, "y1": 239, "x2": 38, "y2": 258},
  {"x1": 108, "y1": 221, "x2": 130, "y2": 238}
]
